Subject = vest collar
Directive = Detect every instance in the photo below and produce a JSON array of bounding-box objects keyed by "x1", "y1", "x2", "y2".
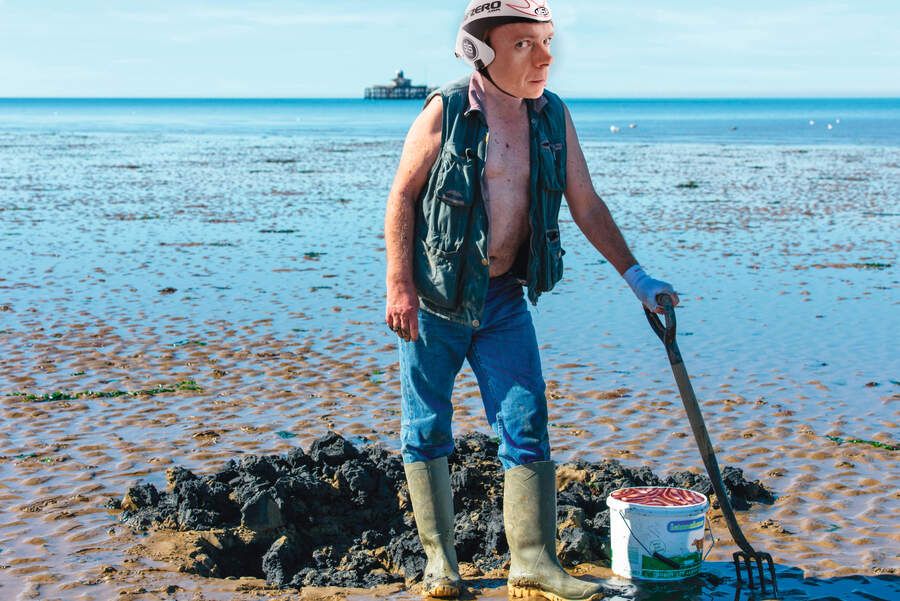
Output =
[{"x1": 464, "y1": 71, "x2": 548, "y2": 118}]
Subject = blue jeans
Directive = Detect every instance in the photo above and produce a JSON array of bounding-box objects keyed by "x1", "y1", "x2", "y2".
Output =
[{"x1": 399, "y1": 273, "x2": 551, "y2": 470}]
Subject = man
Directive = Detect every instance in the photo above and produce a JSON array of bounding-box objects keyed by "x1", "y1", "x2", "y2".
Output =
[{"x1": 384, "y1": 1, "x2": 679, "y2": 599}]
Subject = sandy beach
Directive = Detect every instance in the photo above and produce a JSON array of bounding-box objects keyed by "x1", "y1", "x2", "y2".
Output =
[{"x1": 1, "y1": 127, "x2": 897, "y2": 599}]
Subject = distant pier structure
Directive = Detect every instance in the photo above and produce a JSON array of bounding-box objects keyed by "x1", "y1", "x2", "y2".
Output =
[{"x1": 365, "y1": 70, "x2": 437, "y2": 100}]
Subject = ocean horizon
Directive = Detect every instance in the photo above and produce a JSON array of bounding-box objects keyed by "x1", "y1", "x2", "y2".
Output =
[{"x1": 1, "y1": 97, "x2": 898, "y2": 146}]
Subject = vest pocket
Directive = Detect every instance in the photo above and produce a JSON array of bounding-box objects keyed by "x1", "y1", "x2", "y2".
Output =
[
  {"x1": 426, "y1": 149, "x2": 476, "y2": 254},
  {"x1": 413, "y1": 236, "x2": 464, "y2": 309},
  {"x1": 539, "y1": 228, "x2": 565, "y2": 291},
  {"x1": 538, "y1": 139, "x2": 566, "y2": 192}
]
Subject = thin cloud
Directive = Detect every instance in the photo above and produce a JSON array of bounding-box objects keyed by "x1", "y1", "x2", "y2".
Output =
[
  {"x1": 110, "y1": 8, "x2": 404, "y2": 28},
  {"x1": 194, "y1": 9, "x2": 403, "y2": 27},
  {"x1": 108, "y1": 11, "x2": 172, "y2": 24},
  {"x1": 112, "y1": 58, "x2": 153, "y2": 65}
]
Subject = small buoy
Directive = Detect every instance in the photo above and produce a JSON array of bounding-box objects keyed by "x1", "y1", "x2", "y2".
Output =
[
  {"x1": 835, "y1": 118, "x2": 841, "y2": 124},
  {"x1": 827, "y1": 123, "x2": 833, "y2": 130},
  {"x1": 730, "y1": 126, "x2": 738, "y2": 131},
  {"x1": 628, "y1": 123, "x2": 637, "y2": 129},
  {"x1": 809, "y1": 120, "x2": 816, "y2": 126},
  {"x1": 610, "y1": 125, "x2": 620, "y2": 134}
]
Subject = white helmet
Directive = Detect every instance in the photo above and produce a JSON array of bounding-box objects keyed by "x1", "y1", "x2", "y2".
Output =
[{"x1": 455, "y1": 0, "x2": 553, "y2": 70}]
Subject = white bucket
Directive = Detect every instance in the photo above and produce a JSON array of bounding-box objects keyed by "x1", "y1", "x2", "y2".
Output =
[{"x1": 606, "y1": 486, "x2": 709, "y2": 581}]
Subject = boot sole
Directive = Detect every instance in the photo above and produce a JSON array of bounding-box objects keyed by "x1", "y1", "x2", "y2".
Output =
[
  {"x1": 425, "y1": 583, "x2": 461, "y2": 598},
  {"x1": 508, "y1": 584, "x2": 603, "y2": 601}
]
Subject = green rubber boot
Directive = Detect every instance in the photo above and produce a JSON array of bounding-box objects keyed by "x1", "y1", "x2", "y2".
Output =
[
  {"x1": 504, "y1": 461, "x2": 608, "y2": 601},
  {"x1": 404, "y1": 457, "x2": 462, "y2": 598}
]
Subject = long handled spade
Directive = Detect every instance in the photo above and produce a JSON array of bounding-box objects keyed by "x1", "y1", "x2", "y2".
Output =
[{"x1": 643, "y1": 294, "x2": 778, "y2": 596}]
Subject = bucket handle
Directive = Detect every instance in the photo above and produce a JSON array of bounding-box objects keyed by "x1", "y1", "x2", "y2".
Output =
[
  {"x1": 615, "y1": 509, "x2": 682, "y2": 570},
  {"x1": 703, "y1": 515, "x2": 717, "y2": 562}
]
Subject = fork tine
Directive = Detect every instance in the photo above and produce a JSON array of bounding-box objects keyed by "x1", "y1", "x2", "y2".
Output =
[
  {"x1": 732, "y1": 552, "x2": 744, "y2": 587},
  {"x1": 755, "y1": 555, "x2": 768, "y2": 594},
  {"x1": 743, "y1": 553, "x2": 756, "y2": 589},
  {"x1": 761, "y1": 553, "x2": 779, "y2": 597}
]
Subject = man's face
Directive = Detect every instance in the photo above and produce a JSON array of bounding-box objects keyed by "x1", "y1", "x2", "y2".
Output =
[{"x1": 485, "y1": 21, "x2": 554, "y2": 99}]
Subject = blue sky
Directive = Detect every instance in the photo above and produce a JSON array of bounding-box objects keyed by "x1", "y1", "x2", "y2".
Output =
[{"x1": 1, "y1": 0, "x2": 897, "y2": 98}]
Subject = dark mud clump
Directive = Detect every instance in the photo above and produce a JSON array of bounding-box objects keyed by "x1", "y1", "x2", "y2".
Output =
[{"x1": 114, "y1": 432, "x2": 774, "y2": 589}]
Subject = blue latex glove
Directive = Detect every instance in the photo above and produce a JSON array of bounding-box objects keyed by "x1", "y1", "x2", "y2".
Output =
[{"x1": 623, "y1": 264, "x2": 680, "y2": 313}]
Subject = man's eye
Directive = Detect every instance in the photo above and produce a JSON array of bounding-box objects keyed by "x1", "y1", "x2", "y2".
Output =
[{"x1": 516, "y1": 40, "x2": 531, "y2": 49}]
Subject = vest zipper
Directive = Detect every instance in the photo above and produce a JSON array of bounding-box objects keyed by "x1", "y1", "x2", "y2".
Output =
[
  {"x1": 480, "y1": 129, "x2": 491, "y2": 266},
  {"x1": 469, "y1": 127, "x2": 491, "y2": 328},
  {"x1": 527, "y1": 112, "x2": 537, "y2": 299}
]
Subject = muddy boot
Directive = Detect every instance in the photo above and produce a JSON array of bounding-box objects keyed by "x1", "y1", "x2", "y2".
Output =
[
  {"x1": 404, "y1": 457, "x2": 462, "y2": 598},
  {"x1": 504, "y1": 461, "x2": 608, "y2": 601}
]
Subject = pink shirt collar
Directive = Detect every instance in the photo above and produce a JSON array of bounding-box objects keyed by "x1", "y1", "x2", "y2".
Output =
[{"x1": 464, "y1": 70, "x2": 548, "y2": 117}]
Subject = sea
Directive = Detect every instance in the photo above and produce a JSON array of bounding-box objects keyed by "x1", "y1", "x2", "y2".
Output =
[{"x1": 1, "y1": 97, "x2": 898, "y2": 144}]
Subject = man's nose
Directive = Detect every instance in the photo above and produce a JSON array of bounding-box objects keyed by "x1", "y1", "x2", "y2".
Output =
[{"x1": 535, "y1": 44, "x2": 553, "y2": 67}]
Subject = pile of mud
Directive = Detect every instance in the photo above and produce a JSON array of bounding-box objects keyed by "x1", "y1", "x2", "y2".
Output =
[{"x1": 114, "y1": 432, "x2": 774, "y2": 589}]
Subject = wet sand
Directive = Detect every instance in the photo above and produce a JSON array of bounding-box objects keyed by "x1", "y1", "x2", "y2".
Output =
[{"x1": 1, "y1": 132, "x2": 898, "y2": 599}]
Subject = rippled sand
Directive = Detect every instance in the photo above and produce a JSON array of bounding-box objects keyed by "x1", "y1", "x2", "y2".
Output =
[{"x1": 0, "y1": 132, "x2": 897, "y2": 599}]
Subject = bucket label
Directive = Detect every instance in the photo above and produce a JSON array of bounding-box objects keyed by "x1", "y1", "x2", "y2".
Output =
[
  {"x1": 640, "y1": 551, "x2": 702, "y2": 579},
  {"x1": 667, "y1": 517, "x2": 704, "y2": 533}
]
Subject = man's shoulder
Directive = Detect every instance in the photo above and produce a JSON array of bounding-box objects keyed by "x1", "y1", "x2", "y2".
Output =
[
  {"x1": 438, "y1": 75, "x2": 472, "y2": 96},
  {"x1": 423, "y1": 75, "x2": 473, "y2": 113}
]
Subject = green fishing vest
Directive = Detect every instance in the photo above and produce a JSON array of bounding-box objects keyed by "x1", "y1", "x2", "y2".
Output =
[{"x1": 413, "y1": 75, "x2": 567, "y2": 329}]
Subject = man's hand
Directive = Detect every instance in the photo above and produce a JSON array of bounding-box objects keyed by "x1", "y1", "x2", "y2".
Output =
[
  {"x1": 623, "y1": 265, "x2": 680, "y2": 314},
  {"x1": 383, "y1": 95, "x2": 441, "y2": 344},
  {"x1": 386, "y1": 280, "x2": 420, "y2": 342}
]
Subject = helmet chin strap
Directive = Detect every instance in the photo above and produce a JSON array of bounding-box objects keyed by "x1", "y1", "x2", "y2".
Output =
[{"x1": 478, "y1": 66, "x2": 520, "y2": 99}]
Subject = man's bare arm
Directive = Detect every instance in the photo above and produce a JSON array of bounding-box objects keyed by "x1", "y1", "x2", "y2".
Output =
[
  {"x1": 561, "y1": 103, "x2": 680, "y2": 312},
  {"x1": 383, "y1": 96, "x2": 442, "y2": 340},
  {"x1": 560, "y1": 104, "x2": 637, "y2": 276}
]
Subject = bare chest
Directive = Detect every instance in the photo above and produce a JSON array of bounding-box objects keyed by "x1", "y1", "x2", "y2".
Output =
[
  {"x1": 481, "y1": 111, "x2": 531, "y2": 274},
  {"x1": 483, "y1": 115, "x2": 530, "y2": 186}
]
